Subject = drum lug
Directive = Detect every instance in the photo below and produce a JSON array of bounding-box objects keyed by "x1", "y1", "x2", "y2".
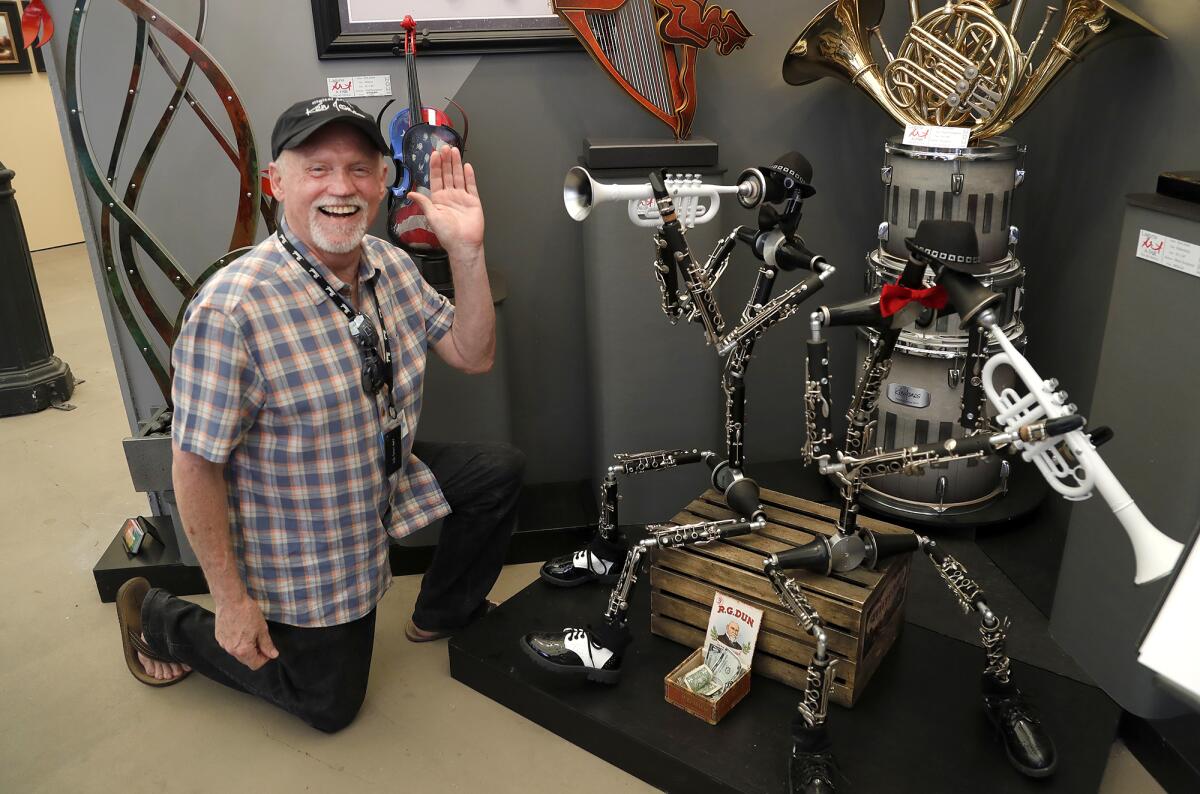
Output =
[
  {"x1": 999, "y1": 460, "x2": 1011, "y2": 496},
  {"x1": 1015, "y1": 145, "x2": 1028, "y2": 187},
  {"x1": 951, "y1": 171, "x2": 964, "y2": 196},
  {"x1": 935, "y1": 476, "x2": 948, "y2": 513},
  {"x1": 1008, "y1": 225, "x2": 1020, "y2": 246},
  {"x1": 881, "y1": 165, "x2": 893, "y2": 186},
  {"x1": 877, "y1": 221, "x2": 889, "y2": 242},
  {"x1": 947, "y1": 357, "x2": 964, "y2": 388}
]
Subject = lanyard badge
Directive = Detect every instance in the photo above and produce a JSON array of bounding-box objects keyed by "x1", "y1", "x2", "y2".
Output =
[{"x1": 278, "y1": 231, "x2": 407, "y2": 476}]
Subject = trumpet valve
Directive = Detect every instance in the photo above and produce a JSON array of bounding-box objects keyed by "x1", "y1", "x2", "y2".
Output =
[
  {"x1": 1045, "y1": 377, "x2": 1059, "y2": 390},
  {"x1": 1053, "y1": 390, "x2": 1070, "y2": 405}
]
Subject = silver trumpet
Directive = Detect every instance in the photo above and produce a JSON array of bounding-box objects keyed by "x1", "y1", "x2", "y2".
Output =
[
  {"x1": 979, "y1": 316, "x2": 1183, "y2": 585},
  {"x1": 563, "y1": 166, "x2": 765, "y2": 228}
]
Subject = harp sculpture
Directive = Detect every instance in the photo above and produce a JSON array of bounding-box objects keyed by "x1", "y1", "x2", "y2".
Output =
[{"x1": 553, "y1": 1, "x2": 752, "y2": 139}]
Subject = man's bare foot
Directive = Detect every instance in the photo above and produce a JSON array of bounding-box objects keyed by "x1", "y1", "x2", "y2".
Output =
[{"x1": 137, "y1": 634, "x2": 191, "y2": 681}]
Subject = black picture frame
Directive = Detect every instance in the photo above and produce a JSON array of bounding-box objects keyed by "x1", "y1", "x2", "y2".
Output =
[
  {"x1": 311, "y1": 0, "x2": 581, "y2": 58},
  {"x1": 0, "y1": 1, "x2": 33, "y2": 75}
]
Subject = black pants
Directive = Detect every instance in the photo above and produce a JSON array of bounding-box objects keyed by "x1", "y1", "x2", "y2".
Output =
[{"x1": 142, "y1": 440, "x2": 524, "y2": 732}]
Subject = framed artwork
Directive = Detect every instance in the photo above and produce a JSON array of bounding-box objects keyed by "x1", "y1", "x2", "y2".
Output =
[
  {"x1": 311, "y1": 0, "x2": 580, "y2": 57},
  {"x1": 0, "y1": 1, "x2": 33, "y2": 74}
]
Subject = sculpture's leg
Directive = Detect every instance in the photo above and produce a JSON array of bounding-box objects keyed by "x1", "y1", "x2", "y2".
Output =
[
  {"x1": 540, "y1": 468, "x2": 626, "y2": 587},
  {"x1": 920, "y1": 537, "x2": 1058, "y2": 778},
  {"x1": 540, "y1": 449, "x2": 709, "y2": 587},
  {"x1": 763, "y1": 563, "x2": 839, "y2": 794},
  {"x1": 523, "y1": 517, "x2": 760, "y2": 684}
]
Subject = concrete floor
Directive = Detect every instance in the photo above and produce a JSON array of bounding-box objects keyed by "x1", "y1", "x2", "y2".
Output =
[{"x1": 0, "y1": 244, "x2": 1164, "y2": 793}]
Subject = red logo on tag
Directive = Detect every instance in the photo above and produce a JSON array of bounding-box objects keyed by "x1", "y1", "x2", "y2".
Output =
[{"x1": 1142, "y1": 236, "x2": 1164, "y2": 253}]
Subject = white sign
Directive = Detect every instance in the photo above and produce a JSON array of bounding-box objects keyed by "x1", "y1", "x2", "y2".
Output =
[
  {"x1": 1136, "y1": 229, "x2": 1200, "y2": 278},
  {"x1": 903, "y1": 124, "x2": 972, "y2": 150},
  {"x1": 326, "y1": 75, "x2": 393, "y2": 99}
]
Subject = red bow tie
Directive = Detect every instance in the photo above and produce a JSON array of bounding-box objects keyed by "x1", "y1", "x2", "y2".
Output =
[{"x1": 879, "y1": 283, "x2": 949, "y2": 317}]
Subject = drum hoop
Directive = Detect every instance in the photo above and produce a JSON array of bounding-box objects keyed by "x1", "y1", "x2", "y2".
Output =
[
  {"x1": 861, "y1": 482, "x2": 1006, "y2": 512},
  {"x1": 867, "y1": 249, "x2": 1022, "y2": 286},
  {"x1": 885, "y1": 135, "x2": 1019, "y2": 163},
  {"x1": 859, "y1": 325, "x2": 1027, "y2": 359}
]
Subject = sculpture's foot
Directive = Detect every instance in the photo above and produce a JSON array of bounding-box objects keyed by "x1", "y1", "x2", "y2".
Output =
[
  {"x1": 788, "y1": 723, "x2": 837, "y2": 794},
  {"x1": 982, "y1": 677, "x2": 1058, "y2": 778},
  {"x1": 520, "y1": 627, "x2": 624, "y2": 684},
  {"x1": 539, "y1": 536, "x2": 626, "y2": 587}
]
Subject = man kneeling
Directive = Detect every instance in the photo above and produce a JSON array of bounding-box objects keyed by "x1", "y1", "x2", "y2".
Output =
[{"x1": 115, "y1": 98, "x2": 523, "y2": 732}]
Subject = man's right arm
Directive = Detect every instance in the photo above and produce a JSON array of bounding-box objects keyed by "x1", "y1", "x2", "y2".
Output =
[{"x1": 173, "y1": 445, "x2": 279, "y2": 670}]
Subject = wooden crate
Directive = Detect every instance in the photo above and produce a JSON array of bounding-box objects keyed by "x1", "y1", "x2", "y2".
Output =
[
  {"x1": 664, "y1": 647, "x2": 751, "y2": 725},
  {"x1": 649, "y1": 487, "x2": 912, "y2": 708}
]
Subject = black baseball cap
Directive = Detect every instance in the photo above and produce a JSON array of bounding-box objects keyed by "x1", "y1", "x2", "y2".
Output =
[{"x1": 270, "y1": 98, "x2": 390, "y2": 160}]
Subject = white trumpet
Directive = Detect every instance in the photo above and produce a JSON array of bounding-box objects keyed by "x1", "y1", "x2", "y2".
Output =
[
  {"x1": 563, "y1": 166, "x2": 764, "y2": 229},
  {"x1": 980, "y1": 319, "x2": 1183, "y2": 585}
]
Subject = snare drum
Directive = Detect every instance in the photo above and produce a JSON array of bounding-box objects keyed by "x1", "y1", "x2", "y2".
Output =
[
  {"x1": 854, "y1": 325, "x2": 1027, "y2": 518},
  {"x1": 880, "y1": 136, "x2": 1025, "y2": 265},
  {"x1": 865, "y1": 248, "x2": 1024, "y2": 338}
]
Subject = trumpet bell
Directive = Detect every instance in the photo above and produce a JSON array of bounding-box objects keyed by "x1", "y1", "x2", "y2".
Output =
[
  {"x1": 563, "y1": 166, "x2": 596, "y2": 221},
  {"x1": 1120, "y1": 502, "x2": 1184, "y2": 585},
  {"x1": 784, "y1": 0, "x2": 885, "y2": 83}
]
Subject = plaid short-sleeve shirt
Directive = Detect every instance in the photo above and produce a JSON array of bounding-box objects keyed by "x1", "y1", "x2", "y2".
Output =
[{"x1": 171, "y1": 225, "x2": 455, "y2": 627}]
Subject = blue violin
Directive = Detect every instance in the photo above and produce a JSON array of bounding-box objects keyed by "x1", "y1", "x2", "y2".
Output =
[{"x1": 385, "y1": 15, "x2": 468, "y2": 259}]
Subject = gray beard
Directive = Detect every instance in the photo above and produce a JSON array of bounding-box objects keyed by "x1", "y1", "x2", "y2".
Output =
[{"x1": 308, "y1": 207, "x2": 370, "y2": 254}]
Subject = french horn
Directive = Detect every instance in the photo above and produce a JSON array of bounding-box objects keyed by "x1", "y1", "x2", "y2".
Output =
[{"x1": 784, "y1": 0, "x2": 1165, "y2": 141}]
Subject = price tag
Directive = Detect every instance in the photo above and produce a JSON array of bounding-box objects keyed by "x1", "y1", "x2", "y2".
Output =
[
  {"x1": 1136, "y1": 229, "x2": 1200, "y2": 278},
  {"x1": 903, "y1": 124, "x2": 972, "y2": 149},
  {"x1": 326, "y1": 75, "x2": 393, "y2": 99}
]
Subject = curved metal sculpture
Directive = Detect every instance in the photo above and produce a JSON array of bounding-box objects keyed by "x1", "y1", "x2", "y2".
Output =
[{"x1": 64, "y1": 0, "x2": 269, "y2": 400}]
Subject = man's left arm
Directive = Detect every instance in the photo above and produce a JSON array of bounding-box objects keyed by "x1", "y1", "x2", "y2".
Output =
[{"x1": 408, "y1": 146, "x2": 495, "y2": 375}]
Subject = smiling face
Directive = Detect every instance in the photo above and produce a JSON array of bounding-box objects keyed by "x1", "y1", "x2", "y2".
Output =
[{"x1": 269, "y1": 123, "x2": 388, "y2": 270}]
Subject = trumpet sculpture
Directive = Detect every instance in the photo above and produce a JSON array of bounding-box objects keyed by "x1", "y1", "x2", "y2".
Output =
[
  {"x1": 784, "y1": 0, "x2": 1165, "y2": 141},
  {"x1": 977, "y1": 314, "x2": 1184, "y2": 584},
  {"x1": 563, "y1": 165, "x2": 766, "y2": 227}
]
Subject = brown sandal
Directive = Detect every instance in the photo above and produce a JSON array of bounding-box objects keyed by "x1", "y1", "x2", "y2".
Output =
[{"x1": 116, "y1": 577, "x2": 191, "y2": 687}]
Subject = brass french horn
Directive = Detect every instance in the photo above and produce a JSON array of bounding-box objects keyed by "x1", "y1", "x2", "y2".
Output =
[{"x1": 784, "y1": 0, "x2": 1165, "y2": 141}]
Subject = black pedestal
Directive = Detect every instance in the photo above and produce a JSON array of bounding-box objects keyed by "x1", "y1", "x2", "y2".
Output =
[
  {"x1": 0, "y1": 162, "x2": 74, "y2": 416},
  {"x1": 451, "y1": 579, "x2": 1120, "y2": 793}
]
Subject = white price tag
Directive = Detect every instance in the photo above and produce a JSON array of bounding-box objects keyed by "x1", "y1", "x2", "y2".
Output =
[
  {"x1": 1136, "y1": 229, "x2": 1200, "y2": 278},
  {"x1": 326, "y1": 75, "x2": 393, "y2": 99},
  {"x1": 903, "y1": 124, "x2": 971, "y2": 150}
]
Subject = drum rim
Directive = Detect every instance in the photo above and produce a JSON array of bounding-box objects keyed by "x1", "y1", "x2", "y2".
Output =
[
  {"x1": 885, "y1": 135, "x2": 1019, "y2": 162},
  {"x1": 867, "y1": 248, "x2": 1021, "y2": 282},
  {"x1": 859, "y1": 324, "x2": 1027, "y2": 359}
]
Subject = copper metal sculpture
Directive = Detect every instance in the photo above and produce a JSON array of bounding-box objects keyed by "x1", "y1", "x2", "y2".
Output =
[
  {"x1": 64, "y1": 0, "x2": 271, "y2": 400},
  {"x1": 553, "y1": 0, "x2": 751, "y2": 139}
]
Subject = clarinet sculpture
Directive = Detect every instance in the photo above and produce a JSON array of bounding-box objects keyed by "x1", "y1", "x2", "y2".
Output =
[
  {"x1": 527, "y1": 214, "x2": 1183, "y2": 793},
  {"x1": 525, "y1": 153, "x2": 838, "y2": 680},
  {"x1": 776, "y1": 219, "x2": 1183, "y2": 791}
]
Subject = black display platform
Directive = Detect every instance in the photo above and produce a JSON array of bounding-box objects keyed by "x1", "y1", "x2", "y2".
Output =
[
  {"x1": 451, "y1": 578, "x2": 1120, "y2": 793},
  {"x1": 92, "y1": 515, "x2": 207, "y2": 602}
]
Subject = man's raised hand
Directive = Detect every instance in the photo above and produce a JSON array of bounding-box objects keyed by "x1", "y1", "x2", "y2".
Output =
[{"x1": 407, "y1": 145, "x2": 485, "y2": 266}]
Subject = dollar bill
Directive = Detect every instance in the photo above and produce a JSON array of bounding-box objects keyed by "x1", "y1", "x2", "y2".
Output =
[{"x1": 682, "y1": 662, "x2": 714, "y2": 694}]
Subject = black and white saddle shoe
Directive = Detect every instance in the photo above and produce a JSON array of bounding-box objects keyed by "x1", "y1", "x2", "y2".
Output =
[
  {"x1": 521, "y1": 627, "x2": 622, "y2": 684},
  {"x1": 983, "y1": 685, "x2": 1058, "y2": 778},
  {"x1": 539, "y1": 547, "x2": 623, "y2": 587}
]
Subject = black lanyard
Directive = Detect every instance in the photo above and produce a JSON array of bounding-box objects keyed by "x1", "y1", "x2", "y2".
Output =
[{"x1": 277, "y1": 230, "x2": 397, "y2": 412}]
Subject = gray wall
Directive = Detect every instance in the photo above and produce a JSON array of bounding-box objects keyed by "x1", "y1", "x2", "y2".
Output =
[{"x1": 43, "y1": 1, "x2": 1196, "y2": 500}]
